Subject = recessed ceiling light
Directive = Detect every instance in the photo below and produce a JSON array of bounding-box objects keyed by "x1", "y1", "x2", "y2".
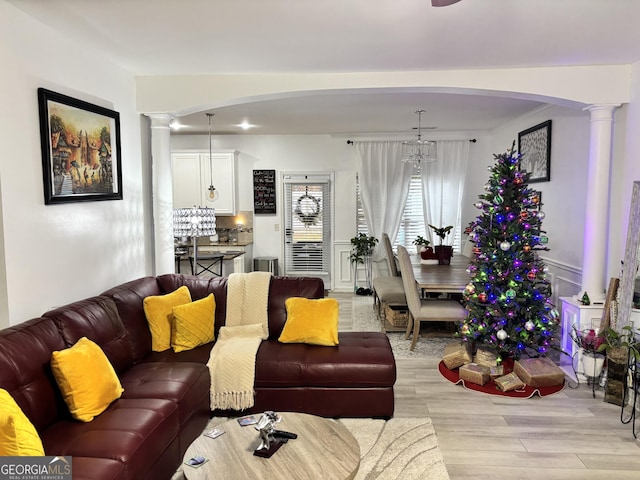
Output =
[{"x1": 238, "y1": 121, "x2": 253, "y2": 130}]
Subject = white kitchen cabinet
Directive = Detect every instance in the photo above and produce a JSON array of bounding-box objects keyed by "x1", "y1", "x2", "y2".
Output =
[
  {"x1": 171, "y1": 149, "x2": 238, "y2": 215},
  {"x1": 171, "y1": 153, "x2": 201, "y2": 210}
]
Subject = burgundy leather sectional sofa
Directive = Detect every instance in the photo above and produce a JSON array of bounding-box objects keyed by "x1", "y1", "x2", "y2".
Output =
[{"x1": 0, "y1": 274, "x2": 396, "y2": 480}]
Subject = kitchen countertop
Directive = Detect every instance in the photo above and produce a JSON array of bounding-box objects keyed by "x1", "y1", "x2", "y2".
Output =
[
  {"x1": 193, "y1": 251, "x2": 245, "y2": 260},
  {"x1": 199, "y1": 241, "x2": 253, "y2": 247}
]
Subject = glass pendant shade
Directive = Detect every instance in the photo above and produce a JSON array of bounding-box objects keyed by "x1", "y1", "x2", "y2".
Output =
[{"x1": 207, "y1": 185, "x2": 219, "y2": 201}]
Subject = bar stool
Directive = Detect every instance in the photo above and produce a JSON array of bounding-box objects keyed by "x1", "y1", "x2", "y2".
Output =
[
  {"x1": 174, "y1": 246, "x2": 189, "y2": 273},
  {"x1": 189, "y1": 253, "x2": 224, "y2": 276}
]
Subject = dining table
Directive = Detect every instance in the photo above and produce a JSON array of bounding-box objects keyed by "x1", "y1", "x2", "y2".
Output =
[{"x1": 409, "y1": 254, "x2": 471, "y2": 294}]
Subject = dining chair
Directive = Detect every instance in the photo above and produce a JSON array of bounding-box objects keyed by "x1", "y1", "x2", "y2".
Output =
[
  {"x1": 397, "y1": 246, "x2": 466, "y2": 351},
  {"x1": 382, "y1": 233, "x2": 400, "y2": 276},
  {"x1": 372, "y1": 233, "x2": 406, "y2": 318}
]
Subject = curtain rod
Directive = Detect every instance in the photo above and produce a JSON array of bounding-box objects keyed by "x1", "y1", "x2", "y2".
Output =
[{"x1": 347, "y1": 139, "x2": 476, "y2": 145}]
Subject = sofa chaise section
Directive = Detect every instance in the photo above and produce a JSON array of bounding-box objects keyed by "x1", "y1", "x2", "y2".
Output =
[
  {"x1": 0, "y1": 317, "x2": 183, "y2": 480},
  {"x1": 41, "y1": 294, "x2": 210, "y2": 458}
]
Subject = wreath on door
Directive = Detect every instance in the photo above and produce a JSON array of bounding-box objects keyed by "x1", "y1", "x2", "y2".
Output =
[{"x1": 294, "y1": 193, "x2": 321, "y2": 226}]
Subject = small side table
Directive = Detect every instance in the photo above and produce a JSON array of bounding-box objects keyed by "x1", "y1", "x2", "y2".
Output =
[
  {"x1": 621, "y1": 359, "x2": 640, "y2": 438},
  {"x1": 559, "y1": 296, "x2": 604, "y2": 379}
]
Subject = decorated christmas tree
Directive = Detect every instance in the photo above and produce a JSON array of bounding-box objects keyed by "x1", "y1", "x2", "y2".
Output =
[{"x1": 460, "y1": 144, "x2": 560, "y2": 361}]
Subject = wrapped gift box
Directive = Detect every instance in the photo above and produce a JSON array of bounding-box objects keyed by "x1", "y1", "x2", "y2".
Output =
[
  {"x1": 489, "y1": 365, "x2": 504, "y2": 378},
  {"x1": 514, "y1": 357, "x2": 565, "y2": 387},
  {"x1": 474, "y1": 345, "x2": 499, "y2": 367},
  {"x1": 442, "y1": 342, "x2": 472, "y2": 370},
  {"x1": 494, "y1": 372, "x2": 526, "y2": 392},
  {"x1": 459, "y1": 363, "x2": 491, "y2": 386}
]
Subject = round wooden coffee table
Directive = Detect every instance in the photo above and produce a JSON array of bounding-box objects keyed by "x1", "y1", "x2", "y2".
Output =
[{"x1": 182, "y1": 412, "x2": 360, "y2": 480}]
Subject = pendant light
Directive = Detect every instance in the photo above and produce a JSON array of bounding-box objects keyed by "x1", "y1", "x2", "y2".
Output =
[
  {"x1": 401, "y1": 109, "x2": 437, "y2": 172},
  {"x1": 206, "y1": 113, "x2": 219, "y2": 202}
]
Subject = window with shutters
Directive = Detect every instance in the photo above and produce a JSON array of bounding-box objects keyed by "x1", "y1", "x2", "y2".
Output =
[
  {"x1": 283, "y1": 175, "x2": 332, "y2": 284},
  {"x1": 356, "y1": 174, "x2": 461, "y2": 253}
]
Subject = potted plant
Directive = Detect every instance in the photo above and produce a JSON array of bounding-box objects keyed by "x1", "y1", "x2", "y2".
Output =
[
  {"x1": 428, "y1": 224, "x2": 454, "y2": 265},
  {"x1": 412, "y1": 235, "x2": 431, "y2": 255},
  {"x1": 596, "y1": 325, "x2": 640, "y2": 406},
  {"x1": 569, "y1": 326, "x2": 606, "y2": 380},
  {"x1": 349, "y1": 233, "x2": 378, "y2": 295}
]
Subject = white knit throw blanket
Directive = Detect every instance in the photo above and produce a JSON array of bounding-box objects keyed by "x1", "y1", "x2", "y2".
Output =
[{"x1": 207, "y1": 272, "x2": 271, "y2": 410}]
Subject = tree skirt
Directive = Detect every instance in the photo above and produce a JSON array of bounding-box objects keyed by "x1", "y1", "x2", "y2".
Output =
[{"x1": 438, "y1": 359, "x2": 565, "y2": 398}]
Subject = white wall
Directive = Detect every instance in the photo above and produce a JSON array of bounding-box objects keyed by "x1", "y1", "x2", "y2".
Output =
[
  {"x1": 0, "y1": 1, "x2": 150, "y2": 326},
  {"x1": 612, "y1": 62, "x2": 640, "y2": 283},
  {"x1": 486, "y1": 106, "x2": 591, "y2": 266}
]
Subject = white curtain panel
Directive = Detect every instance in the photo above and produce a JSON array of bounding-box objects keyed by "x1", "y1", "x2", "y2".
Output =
[
  {"x1": 355, "y1": 141, "x2": 413, "y2": 262},
  {"x1": 420, "y1": 140, "x2": 470, "y2": 247}
]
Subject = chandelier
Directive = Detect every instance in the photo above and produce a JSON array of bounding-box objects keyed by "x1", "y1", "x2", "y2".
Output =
[{"x1": 401, "y1": 109, "x2": 437, "y2": 171}]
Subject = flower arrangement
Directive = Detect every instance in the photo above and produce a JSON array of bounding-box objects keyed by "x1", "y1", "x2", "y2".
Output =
[{"x1": 569, "y1": 327, "x2": 605, "y2": 355}]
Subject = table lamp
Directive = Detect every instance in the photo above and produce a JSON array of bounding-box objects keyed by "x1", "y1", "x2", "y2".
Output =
[{"x1": 173, "y1": 207, "x2": 217, "y2": 272}]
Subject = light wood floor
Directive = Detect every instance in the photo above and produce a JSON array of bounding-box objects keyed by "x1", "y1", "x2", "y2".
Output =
[
  {"x1": 334, "y1": 292, "x2": 640, "y2": 479},
  {"x1": 396, "y1": 357, "x2": 640, "y2": 479}
]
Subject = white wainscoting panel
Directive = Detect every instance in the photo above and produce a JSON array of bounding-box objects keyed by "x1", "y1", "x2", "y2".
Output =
[
  {"x1": 542, "y1": 257, "x2": 582, "y2": 307},
  {"x1": 333, "y1": 241, "x2": 353, "y2": 292}
]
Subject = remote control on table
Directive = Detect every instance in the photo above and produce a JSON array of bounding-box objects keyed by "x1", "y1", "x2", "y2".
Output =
[{"x1": 272, "y1": 430, "x2": 297, "y2": 439}]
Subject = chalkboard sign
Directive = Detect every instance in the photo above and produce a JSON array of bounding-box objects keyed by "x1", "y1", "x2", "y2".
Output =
[{"x1": 253, "y1": 169, "x2": 276, "y2": 214}]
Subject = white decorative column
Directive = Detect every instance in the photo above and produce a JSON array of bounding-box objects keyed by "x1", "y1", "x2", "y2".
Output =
[
  {"x1": 580, "y1": 104, "x2": 620, "y2": 302},
  {"x1": 148, "y1": 114, "x2": 175, "y2": 275}
]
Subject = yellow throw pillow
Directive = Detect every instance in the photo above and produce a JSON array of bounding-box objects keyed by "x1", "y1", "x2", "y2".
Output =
[
  {"x1": 279, "y1": 297, "x2": 339, "y2": 346},
  {"x1": 171, "y1": 294, "x2": 216, "y2": 352},
  {"x1": 51, "y1": 337, "x2": 124, "y2": 422},
  {"x1": 143, "y1": 285, "x2": 192, "y2": 351},
  {"x1": 0, "y1": 388, "x2": 45, "y2": 456}
]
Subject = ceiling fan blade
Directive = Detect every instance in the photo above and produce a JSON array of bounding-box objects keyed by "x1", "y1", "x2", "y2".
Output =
[{"x1": 432, "y1": 0, "x2": 462, "y2": 6}]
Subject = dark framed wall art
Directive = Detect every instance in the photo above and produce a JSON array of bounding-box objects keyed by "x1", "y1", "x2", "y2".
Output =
[
  {"x1": 253, "y1": 169, "x2": 276, "y2": 214},
  {"x1": 38, "y1": 88, "x2": 123, "y2": 204},
  {"x1": 518, "y1": 120, "x2": 552, "y2": 183}
]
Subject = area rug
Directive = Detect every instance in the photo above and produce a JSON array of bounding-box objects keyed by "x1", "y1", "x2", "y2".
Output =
[
  {"x1": 351, "y1": 295, "x2": 452, "y2": 359},
  {"x1": 438, "y1": 361, "x2": 565, "y2": 398},
  {"x1": 341, "y1": 417, "x2": 450, "y2": 480},
  {"x1": 172, "y1": 417, "x2": 449, "y2": 480}
]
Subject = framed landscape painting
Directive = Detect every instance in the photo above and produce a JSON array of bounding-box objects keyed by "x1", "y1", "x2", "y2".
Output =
[
  {"x1": 38, "y1": 88, "x2": 123, "y2": 204},
  {"x1": 518, "y1": 120, "x2": 552, "y2": 183}
]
